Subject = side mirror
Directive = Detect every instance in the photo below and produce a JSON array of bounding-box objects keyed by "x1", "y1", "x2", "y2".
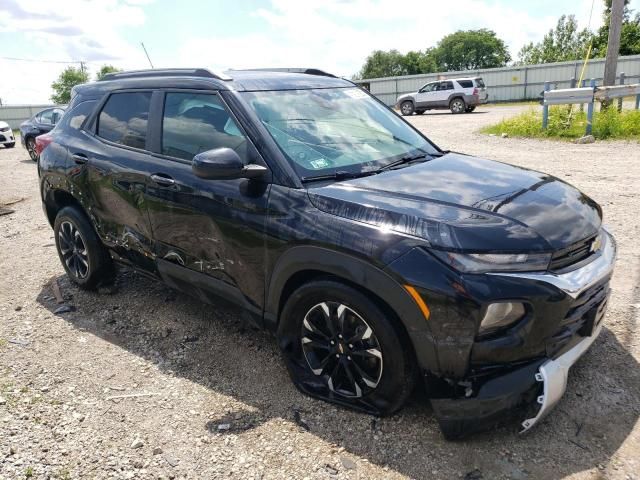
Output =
[{"x1": 192, "y1": 148, "x2": 268, "y2": 180}]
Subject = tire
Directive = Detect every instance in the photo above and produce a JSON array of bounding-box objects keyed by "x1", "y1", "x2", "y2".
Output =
[
  {"x1": 400, "y1": 101, "x2": 415, "y2": 116},
  {"x1": 449, "y1": 97, "x2": 466, "y2": 114},
  {"x1": 465, "y1": 106, "x2": 476, "y2": 113},
  {"x1": 278, "y1": 280, "x2": 416, "y2": 416},
  {"x1": 415, "y1": 109, "x2": 425, "y2": 115},
  {"x1": 5, "y1": 142, "x2": 15, "y2": 148},
  {"x1": 26, "y1": 137, "x2": 38, "y2": 161},
  {"x1": 54, "y1": 206, "x2": 115, "y2": 290}
]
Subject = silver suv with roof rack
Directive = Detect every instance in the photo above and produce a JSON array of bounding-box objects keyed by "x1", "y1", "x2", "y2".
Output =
[{"x1": 396, "y1": 77, "x2": 488, "y2": 115}]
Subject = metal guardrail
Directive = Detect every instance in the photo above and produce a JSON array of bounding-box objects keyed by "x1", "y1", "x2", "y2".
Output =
[{"x1": 542, "y1": 79, "x2": 640, "y2": 135}]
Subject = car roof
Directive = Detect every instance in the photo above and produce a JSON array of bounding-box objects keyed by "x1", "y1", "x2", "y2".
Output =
[{"x1": 72, "y1": 68, "x2": 354, "y2": 100}]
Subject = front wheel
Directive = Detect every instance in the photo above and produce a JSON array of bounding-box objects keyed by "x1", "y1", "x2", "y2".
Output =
[
  {"x1": 54, "y1": 206, "x2": 115, "y2": 290},
  {"x1": 400, "y1": 101, "x2": 414, "y2": 116},
  {"x1": 26, "y1": 137, "x2": 38, "y2": 161},
  {"x1": 278, "y1": 280, "x2": 416, "y2": 416},
  {"x1": 450, "y1": 98, "x2": 466, "y2": 114}
]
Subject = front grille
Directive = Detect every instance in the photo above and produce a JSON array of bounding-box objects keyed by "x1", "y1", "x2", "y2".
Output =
[{"x1": 549, "y1": 234, "x2": 597, "y2": 271}]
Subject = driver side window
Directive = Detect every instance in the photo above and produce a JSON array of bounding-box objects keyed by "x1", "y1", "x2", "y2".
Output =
[
  {"x1": 161, "y1": 92, "x2": 248, "y2": 162},
  {"x1": 420, "y1": 83, "x2": 436, "y2": 93}
]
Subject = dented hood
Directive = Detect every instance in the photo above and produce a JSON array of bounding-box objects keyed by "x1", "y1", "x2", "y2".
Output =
[{"x1": 308, "y1": 153, "x2": 602, "y2": 252}]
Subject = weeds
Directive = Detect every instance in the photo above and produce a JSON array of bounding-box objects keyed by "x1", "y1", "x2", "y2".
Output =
[{"x1": 481, "y1": 105, "x2": 640, "y2": 140}]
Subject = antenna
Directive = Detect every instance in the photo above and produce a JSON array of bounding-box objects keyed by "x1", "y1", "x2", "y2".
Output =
[{"x1": 140, "y1": 42, "x2": 154, "y2": 69}]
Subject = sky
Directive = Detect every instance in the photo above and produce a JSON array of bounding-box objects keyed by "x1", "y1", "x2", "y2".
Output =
[{"x1": 1, "y1": 0, "x2": 638, "y2": 104}]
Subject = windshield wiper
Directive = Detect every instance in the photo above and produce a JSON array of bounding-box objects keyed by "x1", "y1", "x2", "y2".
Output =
[
  {"x1": 376, "y1": 152, "x2": 430, "y2": 172},
  {"x1": 301, "y1": 170, "x2": 376, "y2": 183}
]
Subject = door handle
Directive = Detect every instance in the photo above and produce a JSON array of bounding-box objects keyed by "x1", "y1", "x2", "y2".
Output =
[
  {"x1": 150, "y1": 174, "x2": 175, "y2": 187},
  {"x1": 71, "y1": 153, "x2": 88, "y2": 165}
]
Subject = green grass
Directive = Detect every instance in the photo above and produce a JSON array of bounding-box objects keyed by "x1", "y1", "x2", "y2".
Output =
[{"x1": 481, "y1": 106, "x2": 640, "y2": 140}]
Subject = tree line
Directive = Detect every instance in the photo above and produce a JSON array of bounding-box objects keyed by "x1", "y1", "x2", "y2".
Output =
[{"x1": 355, "y1": 0, "x2": 640, "y2": 79}]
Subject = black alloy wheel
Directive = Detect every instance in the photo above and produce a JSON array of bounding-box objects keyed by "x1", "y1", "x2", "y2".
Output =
[
  {"x1": 57, "y1": 220, "x2": 90, "y2": 280},
  {"x1": 26, "y1": 137, "x2": 38, "y2": 161},
  {"x1": 301, "y1": 301, "x2": 383, "y2": 398}
]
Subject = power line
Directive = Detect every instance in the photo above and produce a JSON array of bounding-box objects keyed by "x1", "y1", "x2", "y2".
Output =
[{"x1": 0, "y1": 56, "x2": 83, "y2": 64}]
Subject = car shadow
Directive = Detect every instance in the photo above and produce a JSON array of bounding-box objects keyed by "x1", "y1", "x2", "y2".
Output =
[
  {"x1": 418, "y1": 111, "x2": 489, "y2": 116},
  {"x1": 37, "y1": 269, "x2": 640, "y2": 479}
]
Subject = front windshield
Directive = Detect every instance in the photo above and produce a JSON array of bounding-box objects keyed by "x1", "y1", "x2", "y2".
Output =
[{"x1": 241, "y1": 87, "x2": 437, "y2": 178}]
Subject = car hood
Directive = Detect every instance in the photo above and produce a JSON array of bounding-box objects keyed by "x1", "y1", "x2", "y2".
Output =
[
  {"x1": 0, "y1": 121, "x2": 9, "y2": 129},
  {"x1": 307, "y1": 153, "x2": 602, "y2": 252}
]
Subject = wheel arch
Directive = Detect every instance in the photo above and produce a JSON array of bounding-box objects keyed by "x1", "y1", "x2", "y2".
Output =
[
  {"x1": 43, "y1": 188, "x2": 85, "y2": 227},
  {"x1": 265, "y1": 246, "x2": 440, "y2": 373}
]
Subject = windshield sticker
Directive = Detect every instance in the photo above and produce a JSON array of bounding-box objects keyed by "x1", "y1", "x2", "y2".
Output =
[
  {"x1": 309, "y1": 158, "x2": 331, "y2": 169},
  {"x1": 344, "y1": 88, "x2": 369, "y2": 100}
]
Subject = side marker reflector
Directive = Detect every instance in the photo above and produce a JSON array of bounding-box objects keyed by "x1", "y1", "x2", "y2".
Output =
[{"x1": 404, "y1": 285, "x2": 430, "y2": 320}]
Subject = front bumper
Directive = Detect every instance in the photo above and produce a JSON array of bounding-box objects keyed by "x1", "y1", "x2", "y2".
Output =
[
  {"x1": 429, "y1": 228, "x2": 616, "y2": 436},
  {"x1": 0, "y1": 128, "x2": 14, "y2": 145}
]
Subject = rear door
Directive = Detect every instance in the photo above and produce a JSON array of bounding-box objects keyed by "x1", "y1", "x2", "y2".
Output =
[
  {"x1": 144, "y1": 90, "x2": 271, "y2": 316},
  {"x1": 67, "y1": 90, "x2": 157, "y2": 271},
  {"x1": 434, "y1": 81, "x2": 454, "y2": 106}
]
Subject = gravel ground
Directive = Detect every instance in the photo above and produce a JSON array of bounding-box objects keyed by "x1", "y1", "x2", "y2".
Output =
[{"x1": 1, "y1": 104, "x2": 639, "y2": 480}]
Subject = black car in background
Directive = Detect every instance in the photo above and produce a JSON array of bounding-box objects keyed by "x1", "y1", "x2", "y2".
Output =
[
  {"x1": 20, "y1": 106, "x2": 65, "y2": 161},
  {"x1": 37, "y1": 68, "x2": 616, "y2": 439}
]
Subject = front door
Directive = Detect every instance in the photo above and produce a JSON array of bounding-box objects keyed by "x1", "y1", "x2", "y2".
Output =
[
  {"x1": 415, "y1": 82, "x2": 438, "y2": 108},
  {"x1": 144, "y1": 90, "x2": 271, "y2": 316}
]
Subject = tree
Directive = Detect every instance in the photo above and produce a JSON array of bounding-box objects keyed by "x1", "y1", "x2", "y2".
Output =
[
  {"x1": 432, "y1": 29, "x2": 511, "y2": 71},
  {"x1": 517, "y1": 15, "x2": 593, "y2": 64},
  {"x1": 592, "y1": 0, "x2": 640, "y2": 57},
  {"x1": 356, "y1": 50, "x2": 410, "y2": 79},
  {"x1": 401, "y1": 49, "x2": 438, "y2": 75},
  {"x1": 95, "y1": 64, "x2": 122, "y2": 81},
  {"x1": 50, "y1": 66, "x2": 89, "y2": 104}
]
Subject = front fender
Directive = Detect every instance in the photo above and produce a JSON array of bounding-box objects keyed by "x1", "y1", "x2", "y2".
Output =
[{"x1": 264, "y1": 245, "x2": 440, "y2": 374}]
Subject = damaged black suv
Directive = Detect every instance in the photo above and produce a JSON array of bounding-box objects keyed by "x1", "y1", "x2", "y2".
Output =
[{"x1": 38, "y1": 68, "x2": 616, "y2": 439}]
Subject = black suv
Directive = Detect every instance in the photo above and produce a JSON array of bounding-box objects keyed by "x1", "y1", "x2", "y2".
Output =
[{"x1": 39, "y1": 68, "x2": 616, "y2": 439}]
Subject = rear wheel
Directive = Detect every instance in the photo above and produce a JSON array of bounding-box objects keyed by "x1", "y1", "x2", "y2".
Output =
[
  {"x1": 54, "y1": 206, "x2": 115, "y2": 290},
  {"x1": 26, "y1": 137, "x2": 38, "y2": 161},
  {"x1": 278, "y1": 280, "x2": 416, "y2": 416},
  {"x1": 449, "y1": 97, "x2": 466, "y2": 114},
  {"x1": 400, "y1": 101, "x2": 414, "y2": 116}
]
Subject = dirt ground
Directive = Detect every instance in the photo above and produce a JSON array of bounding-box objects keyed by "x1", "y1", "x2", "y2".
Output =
[{"x1": 1, "y1": 104, "x2": 639, "y2": 480}]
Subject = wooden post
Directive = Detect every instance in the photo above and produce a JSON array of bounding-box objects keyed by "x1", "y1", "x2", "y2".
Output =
[
  {"x1": 586, "y1": 79, "x2": 596, "y2": 136},
  {"x1": 602, "y1": 0, "x2": 624, "y2": 108},
  {"x1": 542, "y1": 81, "x2": 550, "y2": 130}
]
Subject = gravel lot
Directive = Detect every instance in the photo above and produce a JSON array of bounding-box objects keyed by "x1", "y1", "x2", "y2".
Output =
[{"x1": 1, "y1": 104, "x2": 639, "y2": 480}]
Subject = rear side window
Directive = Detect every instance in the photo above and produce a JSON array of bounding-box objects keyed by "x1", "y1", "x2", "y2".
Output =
[
  {"x1": 161, "y1": 92, "x2": 248, "y2": 162},
  {"x1": 457, "y1": 80, "x2": 473, "y2": 88},
  {"x1": 97, "y1": 92, "x2": 151, "y2": 149},
  {"x1": 56, "y1": 101, "x2": 95, "y2": 131},
  {"x1": 475, "y1": 78, "x2": 486, "y2": 88},
  {"x1": 438, "y1": 81, "x2": 454, "y2": 91}
]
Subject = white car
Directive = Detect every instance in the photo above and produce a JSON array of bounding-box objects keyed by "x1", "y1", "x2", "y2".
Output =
[
  {"x1": 396, "y1": 77, "x2": 489, "y2": 115},
  {"x1": 0, "y1": 120, "x2": 15, "y2": 148}
]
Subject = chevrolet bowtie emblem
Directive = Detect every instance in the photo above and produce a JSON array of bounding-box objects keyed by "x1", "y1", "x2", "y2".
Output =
[{"x1": 590, "y1": 235, "x2": 602, "y2": 253}]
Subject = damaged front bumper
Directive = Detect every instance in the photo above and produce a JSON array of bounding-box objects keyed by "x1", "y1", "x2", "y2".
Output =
[{"x1": 431, "y1": 228, "x2": 616, "y2": 438}]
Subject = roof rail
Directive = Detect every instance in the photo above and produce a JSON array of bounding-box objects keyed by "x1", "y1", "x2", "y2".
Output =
[
  {"x1": 99, "y1": 68, "x2": 232, "y2": 82},
  {"x1": 230, "y1": 68, "x2": 336, "y2": 78}
]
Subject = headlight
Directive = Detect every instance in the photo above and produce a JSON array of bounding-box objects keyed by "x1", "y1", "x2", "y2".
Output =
[{"x1": 431, "y1": 250, "x2": 551, "y2": 273}]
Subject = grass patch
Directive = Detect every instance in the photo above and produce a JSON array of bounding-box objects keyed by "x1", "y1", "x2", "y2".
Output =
[{"x1": 481, "y1": 106, "x2": 640, "y2": 140}]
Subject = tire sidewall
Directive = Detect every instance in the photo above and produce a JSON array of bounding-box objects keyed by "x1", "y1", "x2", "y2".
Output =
[
  {"x1": 53, "y1": 206, "x2": 108, "y2": 289},
  {"x1": 450, "y1": 97, "x2": 465, "y2": 114},
  {"x1": 400, "y1": 101, "x2": 414, "y2": 116},
  {"x1": 278, "y1": 280, "x2": 413, "y2": 414}
]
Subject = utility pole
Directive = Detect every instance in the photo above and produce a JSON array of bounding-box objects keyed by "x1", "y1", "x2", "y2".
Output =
[{"x1": 602, "y1": 0, "x2": 624, "y2": 107}]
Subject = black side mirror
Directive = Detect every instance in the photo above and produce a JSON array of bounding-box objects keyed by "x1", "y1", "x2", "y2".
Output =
[{"x1": 192, "y1": 148, "x2": 268, "y2": 180}]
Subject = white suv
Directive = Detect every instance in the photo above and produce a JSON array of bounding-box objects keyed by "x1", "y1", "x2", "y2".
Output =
[
  {"x1": 396, "y1": 77, "x2": 488, "y2": 115},
  {"x1": 0, "y1": 121, "x2": 15, "y2": 148}
]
